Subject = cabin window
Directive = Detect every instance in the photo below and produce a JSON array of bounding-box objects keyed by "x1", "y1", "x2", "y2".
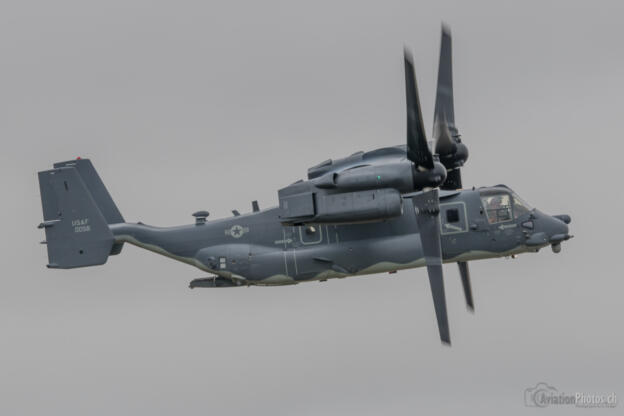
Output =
[
  {"x1": 440, "y1": 202, "x2": 468, "y2": 234},
  {"x1": 299, "y1": 225, "x2": 323, "y2": 245},
  {"x1": 446, "y1": 209, "x2": 460, "y2": 223}
]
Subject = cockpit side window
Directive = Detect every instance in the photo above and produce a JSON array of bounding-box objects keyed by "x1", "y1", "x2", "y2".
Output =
[{"x1": 480, "y1": 192, "x2": 513, "y2": 224}]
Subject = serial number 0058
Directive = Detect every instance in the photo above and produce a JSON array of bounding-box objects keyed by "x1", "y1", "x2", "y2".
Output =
[{"x1": 72, "y1": 218, "x2": 91, "y2": 233}]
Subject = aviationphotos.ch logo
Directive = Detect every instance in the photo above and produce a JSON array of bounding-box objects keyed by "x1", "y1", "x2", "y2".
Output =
[{"x1": 524, "y1": 382, "x2": 617, "y2": 408}]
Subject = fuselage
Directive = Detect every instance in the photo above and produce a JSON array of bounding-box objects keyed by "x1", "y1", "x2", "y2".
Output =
[{"x1": 110, "y1": 186, "x2": 567, "y2": 286}]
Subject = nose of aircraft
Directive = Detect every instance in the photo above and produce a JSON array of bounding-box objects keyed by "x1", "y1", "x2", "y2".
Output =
[
  {"x1": 547, "y1": 215, "x2": 572, "y2": 252},
  {"x1": 524, "y1": 211, "x2": 572, "y2": 253},
  {"x1": 553, "y1": 214, "x2": 571, "y2": 225}
]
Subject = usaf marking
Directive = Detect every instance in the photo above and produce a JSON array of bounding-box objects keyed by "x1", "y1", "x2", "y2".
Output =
[
  {"x1": 72, "y1": 218, "x2": 91, "y2": 233},
  {"x1": 225, "y1": 224, "x2": 249, "y2": 238}
]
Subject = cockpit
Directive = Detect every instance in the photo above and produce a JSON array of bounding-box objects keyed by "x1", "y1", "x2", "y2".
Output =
[{"x1": 479, "y1": 186, "x2": 533, "y2": 224}]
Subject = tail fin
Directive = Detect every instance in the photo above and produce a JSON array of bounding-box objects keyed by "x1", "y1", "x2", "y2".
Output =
[
  {"x1": 53, "y1": 159, "x2": 124, "y2": 224},
  {"x1": 38, "y1": 159, "x2": 123, "y2": 268},
  {"x1": 53, "y1": 159, "x2": 125, "y2": 255}
]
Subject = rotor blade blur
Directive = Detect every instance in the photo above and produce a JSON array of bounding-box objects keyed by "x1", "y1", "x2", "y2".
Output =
[
  {"x1": 458, "y1": 261, "x2": 474, "y2": 311},
  {"x1": 411, "y1": 189, "x2": 451, "y2": 344},
  {"x1": 433, "y1": 24, "x2": 457, "y2": 137},
  {"x1": 404, "y1": 49, "x2": 434, "y2": 170}
]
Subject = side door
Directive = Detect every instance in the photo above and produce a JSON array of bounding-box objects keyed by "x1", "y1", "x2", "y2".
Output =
[
  {"x1": 282, "y1": 226, "x2": 298, "y2": 278},
  {"x1": 289, "y1": 224, "x2": 326, "y2": 279},
  {"x1": 439, "y1": 201, "x2": 469, "y2": 258}
]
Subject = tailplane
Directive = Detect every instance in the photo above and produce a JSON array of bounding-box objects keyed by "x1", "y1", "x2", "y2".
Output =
[{"x1": 38, "y1": 159, "x2": 123, "y2": 268}]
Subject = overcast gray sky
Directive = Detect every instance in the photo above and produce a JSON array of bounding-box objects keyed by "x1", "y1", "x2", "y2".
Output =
[{"x1": 1, "y1": 0, "x2": 622, "y2": 415}]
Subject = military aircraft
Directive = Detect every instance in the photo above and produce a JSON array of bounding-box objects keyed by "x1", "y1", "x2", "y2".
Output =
[{"x1": 37, "y1": 26, "x2": 572, "y2": 344}]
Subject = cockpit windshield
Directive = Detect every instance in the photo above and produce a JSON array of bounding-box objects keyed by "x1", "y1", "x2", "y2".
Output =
[
  {"x1": 480, "y1": 188, "x2": 533, "y2": 224},
  {"x1": 511, "y1": 192, "x2": 532, "y2": 218}
]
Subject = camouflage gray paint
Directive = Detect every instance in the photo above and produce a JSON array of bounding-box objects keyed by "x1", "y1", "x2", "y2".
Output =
[
  {"x1": 36, "y1": 26, "x2": 572, "y2": 344},
  {"x1": 38, "y1": 158, "x2": 570, "y2": 287}
]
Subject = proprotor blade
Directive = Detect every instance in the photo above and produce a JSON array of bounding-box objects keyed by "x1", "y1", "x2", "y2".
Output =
[
  {"x1": 433, "y1": 25, "x2": 467, "y2": 191},
  {"x1": 433, "y1": 112, "x2": 456, "y2": 156},
  {"x1": 404, "y1": 49, "x2": 434, "y2": 170},
  {"x1": 433, "y1": 24, "x2": 457, "y2": 137},
  {"x1": 458, "y1": 261, "x2": 474, "y2": 311},
  {"x1": 428, "y1": 263, "x2": 450, "y2": 344},
  {"x1": 410, "y1": 189, "x2": 451, "y2": 345}
]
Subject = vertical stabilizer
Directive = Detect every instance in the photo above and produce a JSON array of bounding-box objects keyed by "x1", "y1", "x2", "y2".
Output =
[{"x1": 38, "y1": 166, "x2": 115, "y2": 268}]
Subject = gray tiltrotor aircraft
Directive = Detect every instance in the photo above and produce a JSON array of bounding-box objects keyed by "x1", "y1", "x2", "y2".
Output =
[{"x1": 37, "y1": 27, "x2": 572, "y2": 344}]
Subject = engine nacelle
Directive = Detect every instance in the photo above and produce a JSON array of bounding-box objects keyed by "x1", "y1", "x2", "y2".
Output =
[
  {"x1": 312, "y1": 161, "x2": 447, "y2": 193},
  {"x1": 279, "y1": 187, "x2": 402, "y2": 225},
  {"x1": 278, "y1": 158, "x2": 445, "y2": 225},
  {"x1": 314, "y1": 163, "x2": 415, "y2": 193}
]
